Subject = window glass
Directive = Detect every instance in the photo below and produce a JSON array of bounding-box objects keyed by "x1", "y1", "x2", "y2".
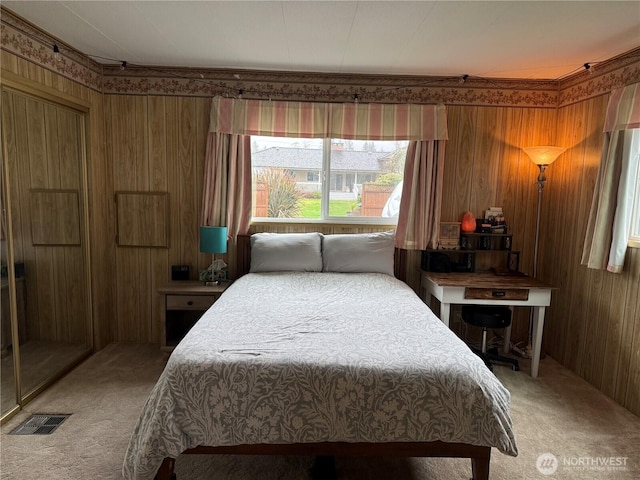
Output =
[{"x1": 251, "y1": 136, "x2": 408, "y2": 223}]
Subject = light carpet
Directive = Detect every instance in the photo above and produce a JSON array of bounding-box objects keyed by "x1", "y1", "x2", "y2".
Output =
[{"x1": 1, "y1": 343, "x2": 638, "y2": 479}]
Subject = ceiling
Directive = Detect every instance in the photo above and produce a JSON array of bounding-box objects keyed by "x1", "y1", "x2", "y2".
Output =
[{"x1": 4, "y1": 1, "x2": 640, "y2": 80}]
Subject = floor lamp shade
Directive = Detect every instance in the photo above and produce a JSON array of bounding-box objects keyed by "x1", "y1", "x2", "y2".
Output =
[
  {"x1": 199, "y1": 226, "x2": 228, "y2": 254},
  {"x1": 523, "y1": 146, "x2": 566, "y2": 192},
  {"x1": 523, "y1": 146, "x2": 566, "y2": 166}
]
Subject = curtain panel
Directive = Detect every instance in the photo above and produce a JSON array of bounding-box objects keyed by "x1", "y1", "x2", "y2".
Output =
[
  {"x1": 582, "y1": 82, "x2": 640, "y2": 273},
  {"x1": 395, "y1": 141, "x2": 445, "y2": 250},
  {"x1": 209, "y1": 96, "x2": 448, "y2": 141},
  {"x1": 603, "y1": 82, "x2": 640, "y2": 132},
  {"x1": 200, "y1": 133, "x2": 252, "y2": 238}
]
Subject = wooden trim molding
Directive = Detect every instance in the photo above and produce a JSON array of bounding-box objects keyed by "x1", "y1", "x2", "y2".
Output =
[
  {"x1": 101, "y1": 66, "x2": 560, "y2": 107},
  {"x1": 558, "y1": 47, "x2": 640, "y2": 107},
  {"x1": 0, "y1": 8, "x2": 103, "y2": 92},
  {"x1": 4, "y1": 4, "x2": 638, "y2": 107}
]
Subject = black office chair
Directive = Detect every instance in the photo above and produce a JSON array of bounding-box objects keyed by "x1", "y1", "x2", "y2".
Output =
[{"x1": 461, "y1": 305, "x2": 519, "y2": 371}]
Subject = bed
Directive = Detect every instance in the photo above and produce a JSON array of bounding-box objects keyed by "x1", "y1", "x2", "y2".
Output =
[{"x1": 123, "y1": 231, "x2": 517, "y2": 480}]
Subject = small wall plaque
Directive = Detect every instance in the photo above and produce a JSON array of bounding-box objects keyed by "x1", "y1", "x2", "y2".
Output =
[
  {"x1": 30, "y1": 189, "x2": 81, "y2": 246},
  {"x1": 115, "y1": 191, "x2": 169, "y2": 247},
  {"x1": 507, "y1": 252, "x2": 520, "y2": 272}
]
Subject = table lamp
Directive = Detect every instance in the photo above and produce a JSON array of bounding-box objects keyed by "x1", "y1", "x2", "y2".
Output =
[{"x1": 199, "y1": 226, "x2": 228, "y2": 285}]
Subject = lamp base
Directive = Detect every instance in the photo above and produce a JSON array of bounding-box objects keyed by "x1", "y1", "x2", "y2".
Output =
[{"x1": 511, "y1": 342, "x2": 532, "y2": 359}]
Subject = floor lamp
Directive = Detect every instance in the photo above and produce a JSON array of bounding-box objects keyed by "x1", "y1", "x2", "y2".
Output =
[{"x1": 520, "y1": 146, "x2": 566, "y2": 357}]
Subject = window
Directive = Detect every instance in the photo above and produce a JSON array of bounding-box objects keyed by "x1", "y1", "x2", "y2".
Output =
[
  {"x1": 628, "y1": 129, "x2": 640, "y2": 248},
  {"x1": 251, "y1": 136, "x2": 408, "y2": 223}
]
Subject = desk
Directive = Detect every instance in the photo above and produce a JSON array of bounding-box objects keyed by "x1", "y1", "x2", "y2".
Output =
[{"x1": 421, "y1": 271, "x2": 557, "y2": 378}]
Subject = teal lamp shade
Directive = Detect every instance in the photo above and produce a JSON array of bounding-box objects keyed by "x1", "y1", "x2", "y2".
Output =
[{"x1": 199, "y1": 226, "x2": 228, "y2": 254}]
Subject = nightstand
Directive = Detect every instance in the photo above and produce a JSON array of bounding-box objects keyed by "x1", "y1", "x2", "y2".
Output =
[{"x1": 158, "y1": 281, "x2": 231, "y2": 353}]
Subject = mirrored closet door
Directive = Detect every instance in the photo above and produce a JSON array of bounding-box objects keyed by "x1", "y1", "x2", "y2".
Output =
[
  {"x1": 1, "y1": 146, "x2": 19, "y2": 418},
  {"x1": 1, "y1": 85, "x2": 92, "y2": 421}
]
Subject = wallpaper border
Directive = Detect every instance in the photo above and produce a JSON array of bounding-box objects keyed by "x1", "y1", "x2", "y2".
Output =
[
  {"x1": 1, "y1": 8, "x2": 103, "y2": 92},
  {"x1": 2, "y1": 6, "x2": 640, "y2": 107}
]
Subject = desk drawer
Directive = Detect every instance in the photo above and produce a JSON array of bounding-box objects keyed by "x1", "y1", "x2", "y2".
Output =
[
  {"x1": 166, "y1": 294, "x2": 217, "y2": 310},
  {"x1": 464, "y1": 288, "x2": 529, "y2": 301}
]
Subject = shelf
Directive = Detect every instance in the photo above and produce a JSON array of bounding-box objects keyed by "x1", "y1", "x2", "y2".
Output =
[
  {"x1": 460, "y1": 232, "x2": 510, "y2": 237},
  {"x1": 424, "y1": 232, "x2": 518, "y2": 273},
  {"x1": 460, "y1": 233, "x2": 512, "y2": 251}
]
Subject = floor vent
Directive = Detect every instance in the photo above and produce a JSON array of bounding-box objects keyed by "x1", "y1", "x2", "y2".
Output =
[{"x1": 9, "y1": 414, "x2": 71, "y2": 435}]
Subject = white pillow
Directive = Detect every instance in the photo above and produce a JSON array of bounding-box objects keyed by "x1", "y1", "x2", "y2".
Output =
[
  {"x1": 250, "y1": 232, "x2": 323, "y2": 272},
  {"x1": 322, "y1": 231, "x2": 395, "y2": 275}
]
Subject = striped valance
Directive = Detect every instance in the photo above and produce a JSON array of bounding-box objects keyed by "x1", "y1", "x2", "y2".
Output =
[
  {"x1": 603, "y1": 82, "x2": 640, "y2": 132},
  {"x1": 209, "y1": 96, "x2": 448, "y2": 141}
]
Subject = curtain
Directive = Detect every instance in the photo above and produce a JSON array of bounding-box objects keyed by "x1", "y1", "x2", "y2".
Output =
[
  {"x1": 209, "y1": 96, "x2": 448, "y2": 141},
  {"x1": 395, "y1": 140, "x2": 446, "y2": 250},
  {"x1": 209, "y1": 97, "x2": 328, "y2": 138},
  {"x1": 200, "y1": 132, "x2": 252, "y2": 239},
  {"x1": 327, "y1": 103, "x2": 448, "y2": 140},
  {"x1": 205, "y1": 96, "x2": 449, "y2": 252},
  {"x1": 581, "y1": 82, "x2": 640, "y2": 272}
]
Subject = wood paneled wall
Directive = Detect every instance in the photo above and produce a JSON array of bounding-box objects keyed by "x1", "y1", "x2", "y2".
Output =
[
  {"x1": 542, "y1": 93, "x2": 640, "y2": 416},
  {"x1": 100, "y1": 100, "x2": 560, "y2": 346},
  {"x1": 103, "y1": 95, "x2": 210, "y2": 343},
  {"x1": 441, "y1": 105, "x2": 558, "y2": 340},
  {"x1": 2, "y1": 43, "x2": 639, "y2": 417}
]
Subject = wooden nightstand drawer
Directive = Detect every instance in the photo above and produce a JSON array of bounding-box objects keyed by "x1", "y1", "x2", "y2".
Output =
[
  {"x1": 166, "y1": 294, "x2": 217, "y2": 310},
  {"x1": 464, "y1": 288, "x2": 529, "y2": 301},
  {"x1": 159, "y1": 281, "x2": 231, "y2": 353}
]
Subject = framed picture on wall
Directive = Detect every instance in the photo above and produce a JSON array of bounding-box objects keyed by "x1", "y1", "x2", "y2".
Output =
[
  {"x1": 115, "y1": 191, "x2": 169, "y2": 248},
  {"x1": 507, "y1": 251, "x2": 520, "y2": 273}
]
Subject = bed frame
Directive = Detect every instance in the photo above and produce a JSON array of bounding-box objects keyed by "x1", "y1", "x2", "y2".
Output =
[
  {"x1": 153, "y1": 234, "x2": 491, "y2": 480},
  {"x1": 155, "y1": 442, "x2": 490, "y2": 480},
  {"x1": 234, "y1": 234, "x2": 409, "y2": 281}
]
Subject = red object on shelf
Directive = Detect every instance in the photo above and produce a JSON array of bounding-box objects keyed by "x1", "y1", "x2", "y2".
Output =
[{"x1": 461, "y1": 211, "x2": 476, "y2": 232}]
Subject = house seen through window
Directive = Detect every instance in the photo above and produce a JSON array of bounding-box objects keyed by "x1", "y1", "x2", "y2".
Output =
[{"x1": 251, "y1": 137, "x2": 408, "y2": 223}]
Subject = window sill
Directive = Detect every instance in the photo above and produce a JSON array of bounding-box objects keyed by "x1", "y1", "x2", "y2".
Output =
[
  {"x1": 251, "y1": 218, "x2": 397, "y2": 227},
  {"x1": 628, "y1": 238, "x2": 640, "y2": 249}
]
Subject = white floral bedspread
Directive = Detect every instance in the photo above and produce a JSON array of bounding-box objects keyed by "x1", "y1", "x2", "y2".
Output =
[{"x1": 123, "y1": 272, "x2": 517, "y2": 480}]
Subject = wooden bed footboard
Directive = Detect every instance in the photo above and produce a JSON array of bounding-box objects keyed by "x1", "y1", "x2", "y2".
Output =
[{"x1": 155, "y1": 441, "x2": 491, "y2": 480}]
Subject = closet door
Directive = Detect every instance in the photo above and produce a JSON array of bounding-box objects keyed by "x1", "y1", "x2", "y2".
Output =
[
  {"x1": 1, "y1": 126, "x2": 19, "y2": 418},
  {"x1": 1, "y1": 87, "x2": 92, "y2": 417}
]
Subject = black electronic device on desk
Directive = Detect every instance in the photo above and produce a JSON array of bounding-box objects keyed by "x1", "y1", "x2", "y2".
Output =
[{"x1": 422, "y1": 250, "x2": 475, "y2": 273}]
